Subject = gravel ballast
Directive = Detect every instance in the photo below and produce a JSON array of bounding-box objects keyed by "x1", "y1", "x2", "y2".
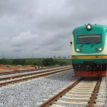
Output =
[
  {"x1": 0, "y1": 69, "x2": 77, "y2": 107},
  {"x1": 0, "y1": 69, "x2": 106, "y2": 107}
]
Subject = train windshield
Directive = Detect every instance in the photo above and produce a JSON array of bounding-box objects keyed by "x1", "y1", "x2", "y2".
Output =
[{"x1": 77, "y1": 35, "x2": 101, "y2": 44}]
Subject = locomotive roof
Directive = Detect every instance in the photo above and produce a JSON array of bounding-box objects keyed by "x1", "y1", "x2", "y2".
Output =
[{"x1": 73, "y1": 24, "x2": 107, "y2": 34}]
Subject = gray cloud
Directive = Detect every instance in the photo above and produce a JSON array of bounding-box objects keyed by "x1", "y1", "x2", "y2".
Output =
[{"x1": 0, "y1": 0, "x2": 107, "y2": 58}]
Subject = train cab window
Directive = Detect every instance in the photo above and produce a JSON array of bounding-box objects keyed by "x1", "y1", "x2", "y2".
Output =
[{"x1": 77, "y1": 35, "x2": 101, "y2": 44}]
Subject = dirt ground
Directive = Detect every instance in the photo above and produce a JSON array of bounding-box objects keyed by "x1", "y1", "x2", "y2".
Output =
[
  {"x1": 0, "y1": 65, "x2": 36, "y2": 73},
  {"x1": 0, "y1": 65, "x2": 58, "y2": 73}
]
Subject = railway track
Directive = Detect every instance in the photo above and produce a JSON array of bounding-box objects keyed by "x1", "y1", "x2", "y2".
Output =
[
  {"x1": 39, "y1": 77, "x2": 106, "y2": 107},
  {"x1": 0, "y1": 65, "x2": 72, "y2": 87}
]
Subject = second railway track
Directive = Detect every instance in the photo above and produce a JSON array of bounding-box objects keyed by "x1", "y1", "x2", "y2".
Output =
[
  {"x1": 39, "y1": 77, "x2": 106, "y2": 107},
  {"x1": 0, "y1": 65, "x2": 72, "y2": 87}
]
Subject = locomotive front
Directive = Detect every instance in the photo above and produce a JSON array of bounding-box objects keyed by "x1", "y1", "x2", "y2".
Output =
[{"x1": 72, "y1": 24, "x2": 107, "y2": 77}]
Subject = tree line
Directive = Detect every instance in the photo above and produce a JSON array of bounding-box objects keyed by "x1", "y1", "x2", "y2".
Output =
[{"x1": 0, "y1": 58, "x2": 72, "y2": 66}]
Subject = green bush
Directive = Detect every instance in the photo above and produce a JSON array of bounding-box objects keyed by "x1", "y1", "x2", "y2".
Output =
[
  {"x1": 42, "y1": 58, "x2": 55, "y2": 66},
  {"x1": 12, "y1": 59, "x2": 25, "y2": 65}
]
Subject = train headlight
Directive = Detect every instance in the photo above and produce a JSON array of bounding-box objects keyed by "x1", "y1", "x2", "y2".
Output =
[
  {"x1": 76, "y1": 48, "x2": 80, "y2": 51},
  {"x1": 86, "y1": 24, "x2": 92, "y2": 30},
  {"x1": 98, "y1": 48, "x2": 102, "y2": 51}
]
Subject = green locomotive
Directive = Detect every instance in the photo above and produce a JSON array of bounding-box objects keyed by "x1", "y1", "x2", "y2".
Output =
[{"x1": 71, "y1": 24, "x2": 107, "y2": 77}]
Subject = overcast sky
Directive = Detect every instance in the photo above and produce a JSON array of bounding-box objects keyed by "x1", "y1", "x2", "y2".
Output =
[{"x1": 0, "y1": 0, "x2": 107, "y2": 58}]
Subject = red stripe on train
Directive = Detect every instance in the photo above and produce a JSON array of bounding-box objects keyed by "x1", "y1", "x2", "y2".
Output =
[{"x1": 74, "y1": 71, "x2": 107, "y2": 77}]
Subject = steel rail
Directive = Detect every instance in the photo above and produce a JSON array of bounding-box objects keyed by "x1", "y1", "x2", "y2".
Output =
[
  {"x1": 89, "y1": 77, "x2": 102, "y2": 107},
  {"x1": 0, "y1": 66, "x2": 72, "y2": 81},
  {"x1": 0, "y1": 67, "x2": 72, "y2": 87},
  {"x1": 40, "y1": 78, "x2": 83, "y2": 107}
]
